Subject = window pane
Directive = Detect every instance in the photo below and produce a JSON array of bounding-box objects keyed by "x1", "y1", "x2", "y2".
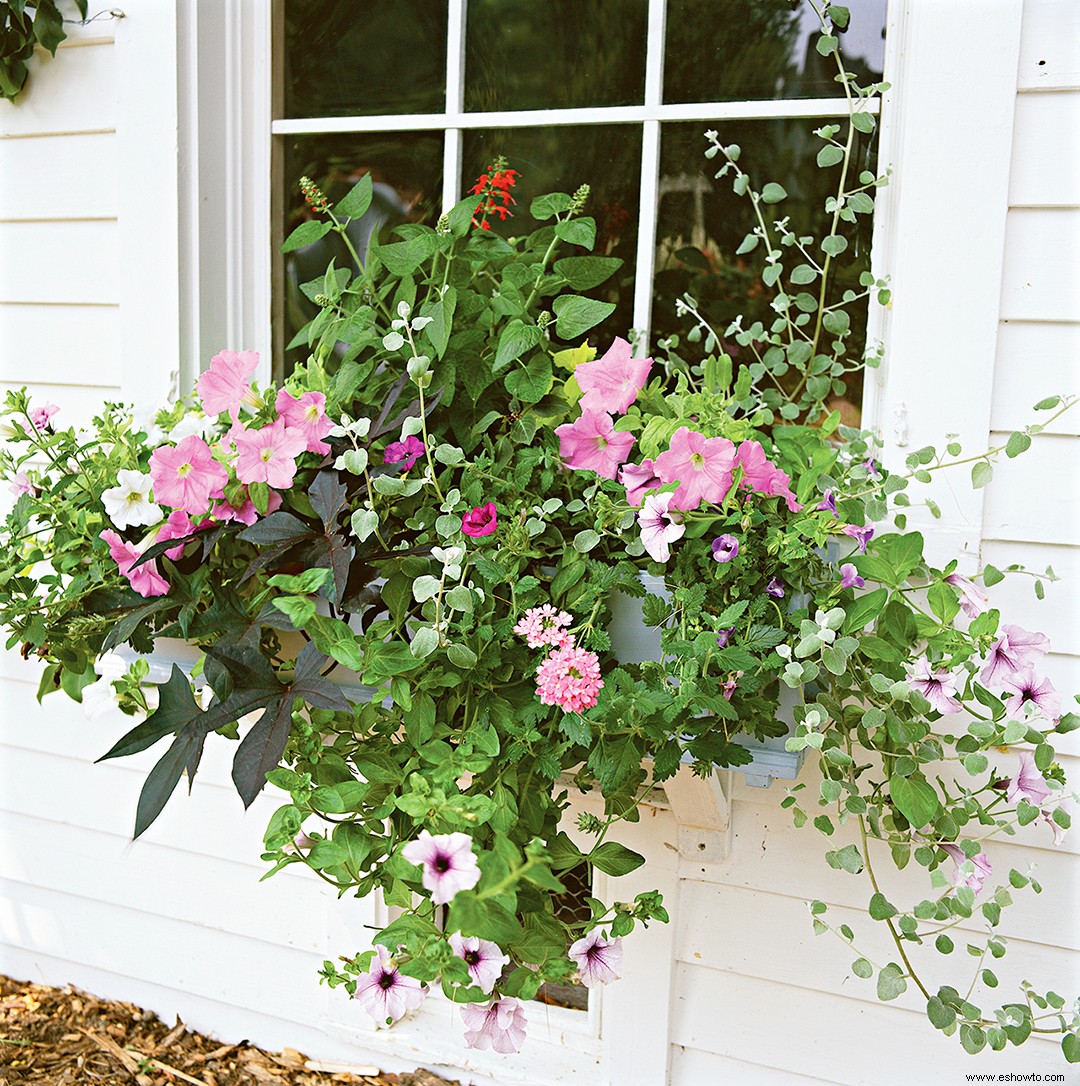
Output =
[
  {"x1": 652, "y1": 120, "x2": 876, "y2": 419},
  {"x1": 463, "y1": 125, "x2": 643, "y2": 347},
  {"x1": 465, "y1": 0, "x2": 648, "y2": 111},
  {"x1": 280, "y1": 132, "x2": 443, "y2": 368},
  {"x1": 283, "y1": 1, "x2": 448, "y2": 118},
  {"x1": 664, "y1": 0, "x2": 887, "y2": 103}
]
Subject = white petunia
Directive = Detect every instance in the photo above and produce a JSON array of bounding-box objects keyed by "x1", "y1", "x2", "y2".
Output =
[{"x1": 101, "y1": 469, "x2": 162, "y2": 530}]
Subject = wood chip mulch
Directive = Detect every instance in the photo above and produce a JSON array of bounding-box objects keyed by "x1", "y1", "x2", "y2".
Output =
[{"x1": 0, "y1": 975, "x2": 460, "y2": 1086}]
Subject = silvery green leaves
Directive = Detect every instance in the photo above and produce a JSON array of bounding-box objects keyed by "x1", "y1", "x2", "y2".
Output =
[{"x1": 794, "y1": 607, "x2": 858, "y2": 673}]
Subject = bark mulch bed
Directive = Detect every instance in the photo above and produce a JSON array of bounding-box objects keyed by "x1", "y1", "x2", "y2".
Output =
[{"x1": 0, "y1": 975, "x2": 460, "y2": 1086}]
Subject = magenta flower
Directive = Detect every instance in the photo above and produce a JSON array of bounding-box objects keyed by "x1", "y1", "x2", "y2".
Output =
[
  {"x1": 906, "y1": 656, "x2": 962, "y2": 715},
  {"x1": 574, "y1": 337, "x2": 652, "y2": 415},
  {"x1": 513, "y1": 604, "x2": 573, "y2": 649},
  {"x1": 945, "y1": 573, "x2": 989, "y2": 618},
  {"x1": 765, "y1": 577, "x2": 785, "y2": 599},
  {"x1": 383, "y1": 434, "x2": 426, "y2": 472},
  {"x1": 535, "y1": 644, "x2": 604, "y2": 713},
  {"x1": 722, "y1": 673, "x2": 740, "y2": 700},
  {"x1": 980, "y1": 624, "x2": 1050, "y2": 687},
  {"x1": 715, "y1": 628, "x2": 734, "y2": 648},
  {"x1": 840, "y1": 563, "x2": 865, "y2": 589},
  {"x1": 195, "y1": 349, "x2": 261, "y2": 416},
  {"x1": 654, "y1": 427, "x2": 736, "y2": 511},
  {"x1": 939, "y1": 843, "x2": 992, "y2": 895},
  {"x1": 462, "y1": 502, "x2": 498, "y2": 537},
  {"x1": 619, "y1": 458, "x2": 661, "y2": 507},
  {"x1": 461, "y1": 997, "x2": 528, "y2": 1054},
  {"x1": 816, "y1": 490, "x2": 838, "y2": 517},
  {"x1": 352, "y1": 945, "x2": 428, "y2": 1024},
  {"x1": 401, "y1": 830, "x2": 481, "y2": 905},
  {"x1": 1006, "y1": 750, "x2": 1054, "y2": 807},
  {"x1": 100, "y1": 529, "x2": 169, "y2": 598},
  {"x1": 9, "y1": 471, "x2": 34, "y2": 497},
  {"x1": 637, "y1": 492, "x2": 685, "y2": 563},
  {"x1": 568, "y1": 928, "x2": 623, "y2": 987},
  {"x1": 1004, "y1": 668, "x2": 1061, "y2": 720},
  {"x1": 28, "y1": 402, "x2": 59, "y2": 430},
  {"x1": 155, "y1": 510, "x2": 196, "y2": 560},
  {"x1": 274, "y1": 388, "x2": 333, "y2": 454},
  {"x1": 149, "y1": 435, "x2": 228, "y2": 515},
  {"x1": 842, "y1": 524, "x2": 874, "y2": 554},
  {"x1": 211, "y1": 487, "x2": 282, "y2": 526},
  {"x1": 733, "y1": 440, "x2": 801, "y2": 511},
  {"x1": 711, "y1": 534, "x2": 739, "y2": 563},
  {"x1": 555, "y1": 409, "x2": 635, "y2": 480},
  {"x1": 448, "y1": 932, "x2": 509, "y2": 994},
  {"x1": 863, "y1": 457, "x2": 879, "y2": 478},
  {"x1": 234, "y1": 418, "x2": 308, "y2": 489}
]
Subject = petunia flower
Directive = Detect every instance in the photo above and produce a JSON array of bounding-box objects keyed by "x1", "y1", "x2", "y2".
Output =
[
  {"x1": 654, "y1": 427, "x2": 736, "y2": 511},
  {"x1": 211, "y1": 487, "x2": 282, "y2": 526},
  {"x1": 733, "y1": 440, "x2": 801, "y2": 511},
  {"x1": 101, "y1": 469, "x2": 162, "y2": 531},
  {"x1": 462, "y1": 502, "x2": 498, "y2": 537},
  {"x1": 1005, "y1": 750, "x2": 1054, "y2": 808},
  {"x1": 980, "y1": 624, "x2": 1050, "y2": 687},
  {"x1": 9, "y1": 471, "x2": 34, "y2": 497},
  {"x1": 234, "y1": 418, "x2": 309, "y2": 490},
  {"x1": 1003, "y1": 667, "x2": 1061, "y2": 721},
  {"x1": 574, "y1": 337, "x2": 653, "y2": 415},
  {"x1": 637, "y1": 492, "x2": 685, "y2": 563},
  {"x1": 195, "y1": 349, "x2": 261, "y2": 416},
  {"x1": 28, "y1": 402, "x2": 59, "y2": 430},
  {"x1": 568, "y1": 928, "x2": 623, "y2": 987},
  {"x1": 842, "y1": 524, "x2": 874, "y2": 554},
  {"x1": 100, "y1": 529, "x2": 169, "y2": 598},
  {"x1": 274, "y1": 388, "x2": 334, "y2": 454},
  {"x1": 352, "y1": 945, "x2": 427, "y2": 1025},
  {"x1": 619, "y1": 458, "x2": 661, "y2": 507},
  {"x1": 1036, "y1": 797, "x2": 1075, "y2": 847},
  {"x1": 711, "y1": 534, "x2": 739, "y2": 563},
  {"x1": 401, "y1": 830, "x2": 481, "y2": 905},
  {"x1": 939, "y1": 843, "x2": 992, "y2": 895},
  {"x1": 840, "y1": 563, "x2": 865, "y2": 590},
  {"x1": 945, "y1": 572, "x2": 989, "y2": 619},
  {"x1": 149, "y1": 435, "x2": 229, "y2": 515},
  {"x1": 383, "y1": 434, "x2": 426, "y2": 472},
  {"x1": 906, "y1": 656, "x2": 962, "y2": 715},
  {"x1": 448, "y1": 932, "x2": 509, "y2": 994},
  {"x1": 555, "y1": 409, "x2": 636, "y2": 480},
  {"x1": 461, "y1": 997, "x2": 528, "y2": 1054},
  {"x1": 155, "y1": 509, "x2": 197, "y2": 560},
  {"x1": 535, "y1": 644, "x2": 604, "y2": 713}
]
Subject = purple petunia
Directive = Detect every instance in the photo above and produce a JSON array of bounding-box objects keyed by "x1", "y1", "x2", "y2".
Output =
[
  {"x1": 568, "y1": 928, "x2": 623, "y2": 987},
  {"x1": 352, "y1": 945, "x2": 428, "y2": 1024},
  {"x1": 906, "y1": 656, "x2": 962, "y2": 716},
  {"x1": 448, "y1": 932, "x2": 509, "y2": 994},
  {"x1": 401, "y1": 830, "x2": 481, "y2": 905}
]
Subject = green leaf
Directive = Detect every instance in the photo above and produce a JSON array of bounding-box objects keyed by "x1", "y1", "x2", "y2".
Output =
[
  {"x1": 281, "y1": 220, "x2": 332, "y2": 253},
  {"x1": 971, "y1": 461, "x2": 993, "y2": 489},
  {"x1": 815, "y1": 33, "x2": 838, "y2": 56},
  {"x1": 981, "y1": 563, "x2": 1004, "y2": 586},
  {"x1": 842, "y1": 587, "x2": 887, "y2": 634},
  {"x1": 554, "y1": 217, "x2": 596, "y2": 250},
  {"x1": 410, "y1": 627, "x2": 440, "y2": 659},
  {"x1": 589, "y1": 841, "x2": 646, "y2": 877},
  {"x1": 890, "y1": 773, "x2": 941, "y2": 828},
  {"x1": 494, "y1": 320, "x2": 542, "y2": 373},
  {"x1": 305, "y1": 614, "x2": 364, "y2": 671},
  {"x1": 553, "y1": 295, "x2": 616, "y2": 340},
  {"x1": 1005, "y1": 431, "x2": 1032, "y2": 458},
  {"x1": 822, "y1": 234, "x2": 848, "y2": 257},
  {"x1": 868, "y1": 892, "x2": 897, "y2": 921},
  {"x1": 851, "y1": 111, "x2": 876, "y2": 133},
  {"x1": 1063, "y1": 1033, "x2": 1080, "y2": 1063},
  {"x1": 761, "y1": 182, "x2": 787, "y2": 204},
  {"x1": 530, "y1": 192, "x2": 573, "y2": 220},
  {"x1": 876, "y1": 963, "x2": 907, "y2": 1001},
  {"x1": 504, "y1": 355, "x2": 554, "y2": 403},
  {"x1": 335, "y1": 173, "x2": 373, "y2": 218},
  {"x1": 927, "y1": 995, "x2": 956, "y2": 1030},
  {"x1": 816, "y1": 145, "x2": 845, "y2": 168},
  {"x1": 852, "y1": 958, "x2": 873, "y2": 979},
  {"x1": 553, "y1": 256, "x2": 622, "y2": 291},
  {"x1": 573, "y1": 529, "x2": 601, "y2": 553}
]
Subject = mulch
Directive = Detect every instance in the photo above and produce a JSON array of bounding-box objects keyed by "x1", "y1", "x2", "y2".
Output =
[{"x1": 0, "y1": 975, "x2": 460, "y2": 1086}]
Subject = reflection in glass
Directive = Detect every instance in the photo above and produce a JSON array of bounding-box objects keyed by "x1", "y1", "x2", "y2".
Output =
[
  {"x1": 652, "y1": 120, "x2": 876, "y2": 419},
  {"x1": 281, "y1": 133, "x2": 443, "y2": 369},
  {"x1": 465, "y1": 0, "x2": 648, "y2": 112},
  {"x1": 283, "y1": 0, "x2": 448, "y2": 118},
  {"x1": 664, "y1": 0, "x2": 887, "y2": 103},
  {"x1": 464, "y1": 125, "x2": 643, "y2": 347}
]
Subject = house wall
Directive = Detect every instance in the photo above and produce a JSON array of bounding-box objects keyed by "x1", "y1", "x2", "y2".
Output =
[{"x1": 0, "y1": 3, "x2": 1077, "y2": 1085}]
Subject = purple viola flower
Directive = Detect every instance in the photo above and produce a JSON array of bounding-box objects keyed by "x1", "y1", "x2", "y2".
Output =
[
  {"x1": 448, "y1": 932, "x2": 509, "y2": 994},
  {"x1": 842, "y1": 524, "x2": 874, "y2": 554},
  {"x1": 1005, "y1": 750, "x2": 1054, "y2": 807},
  {"x1": 906, "y1": 656, "x2": 962, "y2": 715},
  {"x1": 863, "y1": 457, "x2": 879, "y2": 478},
  {"x1": 1004, "y1": 667, "x2": 1061, "y2": 721},
  {"x1": 384, "y1": 434, "x2": 426, "y2": 471},
  {"x1": 945, "y1": 572, "x2": 989, "y2": 619},
  {"x1": 721, "y1": 673, "x2": 740, "y2": 700},
  {"x1": 816, "y1": 489, "x2": 838, "y2": 518},
  {"x1": 401, "y1": 830, "x2": 481, "y2": 905},
  {"x1": 939, "y1": 843, "x2": 992, "y2": 895},
  {"x1": 839, "y1": 563, "x2": 865, "y2": 590},
  {"x1": 711, "y1": 533, "x2": 739, "y2": 563},
  {"x1": 715, "y1": 627, "x2": 734, "y2": 648},
  {"x1": 461, "y1": 997, "x2": 528, "y2": 1054},
  {"x1": 765, "y1": 577, "x2": 785, "y2": 599},
  {"x1": 979, "y1": 624, "x2": 1051, "y2": 687},
  {"x1": 568, "y1": 928, "x2": 623, "y2": 987},
  {"x1": 352, "y1": 945, "x2": 428, "y2": 1024}
]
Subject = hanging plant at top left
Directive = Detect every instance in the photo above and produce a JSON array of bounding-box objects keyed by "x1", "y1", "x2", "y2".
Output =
[{"x1": 0, "y1": 1, "x2": 90, "y2": 102}]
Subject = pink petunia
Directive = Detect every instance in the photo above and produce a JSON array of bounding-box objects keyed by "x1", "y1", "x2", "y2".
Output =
[
  {"x1": 568, "y1": 928, "x2": 623, "y2": 987},
  {"x1": 233, "y1": 418, "x2": 308, "y2": 489},
  {"x1": 9, "y1": 472, "x2": 34, "y2": 497},
  {"x1": 100, "y1": 529, "x2": 169, "y2": 598},
  {"x1": 149, "y1": 435, "x2": 229, "y2": 515},
  {"x1": 574, "y1": 337, "x2": 653, "y2": 415},
  {"x1": 906, "y1": 656, "x2": 962, "y2": 715},
  {"x1": 1006, "y1": 750, "x2": 1054, "y2": 808},
  {"x1": 945, "y1": 573, "x2": 989, "y2": 619},
  {"x1": 195, "y1": 349, "x2": 261, "y2": 416},
  {"x1": 654, "y1": 427, "x2": 736, "y2": 511},
  {"x1": 384, "y1": 435, "x2": 426, "y2": 472},
  {"x1": 274, "y1": 388, "x2": 334, "y2": 454},
  {"x1": 401, "y1": 830, "x2": 481, "y2": 905},
  {"x1": 461, "y1": 997, "x2": 528, "y2": 1054},
  {"x1": 28, "y1": 402, "x2": 59, "y2": 431},
  {"x1": 637, "y1": 492, "x2": 685, "y2": 563},
  {"x1": 619, "y1": 458, "x2": 661, "y2": 507},
  {"x1": 555, "y1": 410, "x2": 636, "y2": 481},
  {"x1": 734, "y1": 440, "x2": 801, "y2": 511},
  {"x1": 980, "y1": 624, "x2": 1050, "y2": 687},
  {"x1": 448, "y1": 933, "x2": 509, "y2": 994},
  {"x1": 212, "y1": 487, "x2": 282, "y2": 526},
  {"x1": 155, "y1": 510, "x2": 196, "y2": 560},
  {"x1": 939, "y1": 843, "x2": 992, "y2": 895},
  {"x1": 535, "y1": 644, "x2": 604, "y2": 713},
  {"x1": 462, "y1": 502, "x2": 498, "y2": 537},
  {"x1": 352, "y1": 945, "x2": 427, "y2": 1024},
  {"x1": 1003, "y1": 667, "x2": 1061, "y2": 721}
]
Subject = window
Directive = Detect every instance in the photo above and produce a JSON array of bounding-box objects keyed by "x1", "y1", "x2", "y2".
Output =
[{"x1": 272, "y1": 0, "x2": 888, "y2": 421}]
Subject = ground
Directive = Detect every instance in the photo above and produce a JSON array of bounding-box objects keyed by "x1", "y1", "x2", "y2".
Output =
[{"x1": 0, "y1": 976, "x2": 460, "y2": 1086}]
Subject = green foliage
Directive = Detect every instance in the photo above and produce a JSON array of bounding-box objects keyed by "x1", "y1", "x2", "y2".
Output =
[{"x1": 0, "y1": 0, "x2": 88, "y2": 101}]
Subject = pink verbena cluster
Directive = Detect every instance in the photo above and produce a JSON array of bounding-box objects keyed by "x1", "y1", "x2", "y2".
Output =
[
  {"x1": 512, "y1": 604, "x2": 573, "y2": 649},
  {"x1": 535, "y1": 643, "x2": 603, "y2": 714},
  {"x1": 99, "y1": 349, "x2": 335, "y2": 598}
]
